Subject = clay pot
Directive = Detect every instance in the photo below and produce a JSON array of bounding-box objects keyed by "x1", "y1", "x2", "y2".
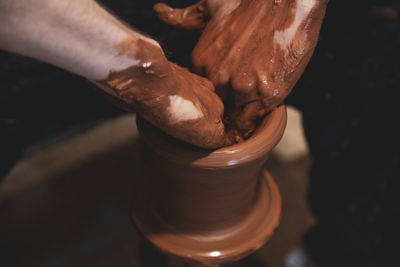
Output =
[{"x1": 131, "y1": 105, "x2": 287, "y2": 265}]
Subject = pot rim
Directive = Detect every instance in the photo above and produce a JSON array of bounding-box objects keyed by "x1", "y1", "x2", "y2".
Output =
[{"x1": 137, "y1": 105, "x2": 287, "y2": 169}]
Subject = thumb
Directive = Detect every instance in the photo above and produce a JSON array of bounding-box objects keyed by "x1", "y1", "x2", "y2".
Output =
[{"x1": 153, "y1": 0, "x2": 210, "y2": 31}]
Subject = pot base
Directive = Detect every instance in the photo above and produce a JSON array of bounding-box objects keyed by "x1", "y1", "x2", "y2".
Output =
[{"x1": 131, "y1": 169, "x2": 281, "y2": 265}]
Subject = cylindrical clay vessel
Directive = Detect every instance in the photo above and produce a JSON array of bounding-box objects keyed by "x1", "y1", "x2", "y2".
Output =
[{"x1": 131, "y1": 105, "x2": 287, "y2": 265}]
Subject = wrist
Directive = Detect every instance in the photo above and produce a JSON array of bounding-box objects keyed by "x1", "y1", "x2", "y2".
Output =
[
  {"x1": 96, "y1": 36, "x2": 173, "y2": 106},
  {"x1": 110, "y1": 34, "x2": 169, "y2": 78}
]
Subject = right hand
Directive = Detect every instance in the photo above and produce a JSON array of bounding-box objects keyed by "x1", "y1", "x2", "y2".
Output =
[{"x1": 155, "y1": 0, "x2": 328, "y2": 139}]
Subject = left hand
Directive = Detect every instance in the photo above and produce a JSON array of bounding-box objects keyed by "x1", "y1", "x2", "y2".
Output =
[
  {"x1": 155, "y1": 0, "x2": 328, "y2": 139},
  {"x1": 96, "y1": 38, "x2": 234, "y2": 149}
]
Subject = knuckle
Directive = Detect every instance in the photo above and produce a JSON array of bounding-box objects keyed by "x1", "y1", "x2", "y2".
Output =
[
  {"x1": 208, "y1": 65, "x2": 230, "y2": 88},
  {"x1": 261, "y1": 89, "x2": 285, "y2": 111},
  {"x1": 231, "y1": 70, "x2": 256, "y2": 93}
]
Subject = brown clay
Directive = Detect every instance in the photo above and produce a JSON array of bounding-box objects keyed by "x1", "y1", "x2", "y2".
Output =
[
  {"x1": 154, "y1": 1, "x2": 210, "y2": 30},
  {"x1": 155, "y1": 0, "x2": 328, "y2": 140},
  {"x1": 98, "y1": 37, "x2": 234, "y2": 149},
  {"x1": 131, "y1": 105, "x2": 287, "y2": 265}
]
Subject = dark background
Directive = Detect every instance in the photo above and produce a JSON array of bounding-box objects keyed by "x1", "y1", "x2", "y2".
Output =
[{"x1": 1, "y1": 1, "x2": 400, "y2": 266}]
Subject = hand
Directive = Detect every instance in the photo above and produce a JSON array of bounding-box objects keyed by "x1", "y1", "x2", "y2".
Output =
[
  {"x1": 155, "y1": 0, "x2": 328, "y2": 139},
  {"x1": 0, "y1": 0, "x2": 233, "y2": 148},
  {"x1": 97, "y1": 38, "x2": 234, "y2": 149}
]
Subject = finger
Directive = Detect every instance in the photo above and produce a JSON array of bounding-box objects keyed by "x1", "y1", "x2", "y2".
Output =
[
  {"x1": 231, "y1": 70, "x2": 257, "y2": 95},
  {"x1": 233, "y1": 100, "x2": 266, "y2": 139},
  {"x1": 153, "y1": 0, "x2": 210, "y2": 31}
]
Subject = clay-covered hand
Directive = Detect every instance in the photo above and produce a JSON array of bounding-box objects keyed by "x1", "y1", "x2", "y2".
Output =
[
  {"x1": 155, "y1": 0, "x2": 328, "y2": 139},
  {"x1": 97, "y1": 38, "x2": 234, "y2": 149}
]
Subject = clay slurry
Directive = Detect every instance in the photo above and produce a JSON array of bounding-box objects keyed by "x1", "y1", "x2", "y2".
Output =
[
  {"x1": 98, "y1": 0, "x2": 327, "y2": 149},
  {"x1": 155, "y1": 0, "x2": 327, "y2": 141}
]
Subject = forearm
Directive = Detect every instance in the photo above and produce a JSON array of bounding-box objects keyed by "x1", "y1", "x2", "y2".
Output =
[
  {"x1": 0, "y1": 0, "x2": 159, "y2": 80},
  {"x1": 0, "y1": 0, "x2": 233, "y2": 148}
]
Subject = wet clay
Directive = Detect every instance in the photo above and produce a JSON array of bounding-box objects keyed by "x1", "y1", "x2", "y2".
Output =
[
  {"x1": 153, "y1": 1, "x2": 210, "y2": 30},
  {"x1": 155, "y1": 0, "x2": 328, "y2": 139},
  {"x1": 131, "y1": 105, "x2": 287, "y2": 265},
  {"x1": 99, "y1": 0, "x2": 327, "y2": 149},
  {"x1": 98, "y1": 37, "x2": 234, "y2": 148}
]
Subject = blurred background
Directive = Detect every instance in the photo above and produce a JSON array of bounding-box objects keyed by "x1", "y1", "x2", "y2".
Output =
[
  {"x1": 1, "y1": 1, "x2": 400, "y2": 266},
  {"x1": 0, "y1": 108, "x2": 312, "y2": 267}
]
